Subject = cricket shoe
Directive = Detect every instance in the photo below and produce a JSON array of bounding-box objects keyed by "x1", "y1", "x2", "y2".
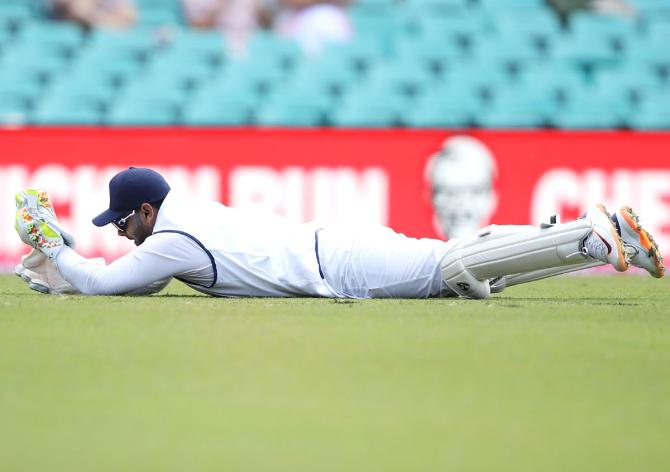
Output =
[
  {"x1": 612, "y1": 206, "x2": 665, "y2": 278},
  {"x1": 582, "y1": 204, "x2": 628, "y2": 272}
]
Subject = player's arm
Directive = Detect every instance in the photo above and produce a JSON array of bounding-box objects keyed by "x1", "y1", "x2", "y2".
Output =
[{"x1": 54, "y1": 233, "x2": 211, "y2": 296}]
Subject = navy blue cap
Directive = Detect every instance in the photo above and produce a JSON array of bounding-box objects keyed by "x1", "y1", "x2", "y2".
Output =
[{"x1": 92, "y1": 167, "x2": 171, "y2": 227}]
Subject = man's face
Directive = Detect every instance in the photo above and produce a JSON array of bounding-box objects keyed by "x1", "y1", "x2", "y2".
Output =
[
  {"x1": 430, "y1": 156, "x2": 495, "y2": 239},
  {"x1": 117, "y1": 208, "x2": 153, "y2": 246}
]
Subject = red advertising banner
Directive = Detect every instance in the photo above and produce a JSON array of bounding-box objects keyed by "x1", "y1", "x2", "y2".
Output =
[{"x1": 1, "y1": 128, "x2": 669, "y2": 270}]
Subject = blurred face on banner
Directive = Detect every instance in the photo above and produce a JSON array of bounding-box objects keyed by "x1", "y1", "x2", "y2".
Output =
[{"x1": 426, "y1": 136, "x2": 498, "y2": 240}]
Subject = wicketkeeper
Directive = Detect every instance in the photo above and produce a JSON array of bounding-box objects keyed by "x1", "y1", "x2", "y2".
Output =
[{"x1": 14, "y1": 167, "x2": 664, "y2": 298}]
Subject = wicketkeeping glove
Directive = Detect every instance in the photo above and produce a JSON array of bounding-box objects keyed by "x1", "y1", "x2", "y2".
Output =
[{"x1": 14, "y1": 189, "x2": 74, "y2": 260}]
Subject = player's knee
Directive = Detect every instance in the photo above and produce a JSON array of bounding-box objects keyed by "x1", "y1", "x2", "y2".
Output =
[{"x1": 440, "y1": 252, "x2": 491, "y2": 300}]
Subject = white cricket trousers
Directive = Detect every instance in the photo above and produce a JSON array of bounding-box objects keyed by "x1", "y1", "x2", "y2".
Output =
[{"x1": 316, "y1": 225, "x2": 456, "y2": 298}]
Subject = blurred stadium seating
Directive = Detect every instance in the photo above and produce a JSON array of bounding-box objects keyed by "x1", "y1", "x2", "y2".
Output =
[{"x1": 0, "y1": 0, "x2": 668, "y2": 129}]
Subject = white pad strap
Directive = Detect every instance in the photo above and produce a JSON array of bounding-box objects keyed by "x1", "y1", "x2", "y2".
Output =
[{"x1": 503, "y1": 260, "x2": 604, "y2": 288}]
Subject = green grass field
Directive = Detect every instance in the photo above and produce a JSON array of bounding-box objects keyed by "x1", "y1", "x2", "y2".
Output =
[{"x1": 0, "y1": 274, "x2": 668, "y2": 471}]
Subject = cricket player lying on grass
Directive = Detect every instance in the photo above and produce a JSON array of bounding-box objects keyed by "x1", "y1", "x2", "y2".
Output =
[{"x1": 14, "y1": 167, "x2": 664, "y2": 299}]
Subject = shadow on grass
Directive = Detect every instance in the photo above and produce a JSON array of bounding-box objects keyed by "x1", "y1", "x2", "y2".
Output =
[{"x1": 492, "y1": 297, "x2": 641, "y2": 306}]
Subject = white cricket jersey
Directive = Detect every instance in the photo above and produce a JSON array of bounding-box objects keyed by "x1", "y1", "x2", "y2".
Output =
[{"x1": 56, "y1": 190, "x2": 336, "y2": 297}]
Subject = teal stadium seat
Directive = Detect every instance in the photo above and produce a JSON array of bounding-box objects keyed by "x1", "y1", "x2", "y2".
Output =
[
  {"x1": 134, "y1": 0, "x2": 183, "y2": 27},
  {"x1": 569, "y1": 12, "x2": 637, "y2": 49},
  {"x1": 593, "y1": 67, "x2": 665, "y2": 102},
  {"x1": 551, "y1": 88, "x2": 633, "y2": 128},
  {"x1": 106, "y1": 72, "x2": 188, "y2": 125},
  {"x1": 628, "y1": 91, "x2": 670, "y2": 129},
  {"x1": 18, "y1": 21, "x2": 84, "y2": 57},
  {"x1": 86, "y1": 28, "x2": 159, "y2": 64},
  {"x1": 291, "y1": 58, "x2": 361, "y2": 94},
  {"x1": 550, "y1": 31, "x2": 620, "y2": 69},
  {"x1": 0, "y1": 3, "x2": 35, "y2": 30},
  {"x1": 0, "y1": 93, "x2": 31, "y2": 124},
  {"x1": 403, "y1": 0, "x2": 468, "y2": 16},
  {"x1": 330, "y1": 84, "x2": 408, "y2": 127},
  {"x1": 624, "y1": 36, "x2": 670, "y2": 71},
  {"x1": 445, "y1": 60, "x2": 512, "y2": 98},
  {"x1": 350, "y1": 10, "x2": 402, "y2": 41},
  {"x1": 221, "y1": 56, "x2": 288, "y2": 92},
  {"x1": 0, "y1": 71, "x2": 42, "y2": 124},
  {"x1": 476, "y1": 0, "x2": 548, "y2": 10},
  {"x1": 633, "y1": 0, "x2": 670, "y2": 17},
  {"x1": 246, "y1": 33, "x2": 301, "y2": 69},
  {"x1": 165, "y1": 29, "x2": 226, "y2": 66},
  {"x1": 414, "y1": 14, "x2": 490, "y2": 47},
  {"x1": 365, "y1": 59, "x2": 439, "y2": 97},
  {"x1": 320, "y1": 37, "x2": 388, "y2": 70},
  {"x1": 473, "y1": 34, "x2": 544, "y2": 69},
  {"x1": 0, "y1": 42, "x2": 70, "y2": 83},
  {"x1": 182, "y1": 80, "x2": 261, "y2": 125},
  {"x1": 256, "y1": 85, "x2": 333, "y2": 126},
  {"x1": 404, "y1": 84, "x2": 481, "y2": 127},
  {"x1": 478, "y1": 87, "x2": 557, "y2": 128},
  {"x1": 492, "y1": 9, "x2": 562, "y2": 45},
  {"x1": 32, "y1": 95, "x2": 103, "y2": 125},
  {"x1": 148, "y1": 50, "x2": 217, "y2": 89},
  {"x1": 516, "y1": 63, "x2": 587, "y2": 96},
  {"x1": 107, "y1": 97, "x2": 180, "y2": 125},
  {"x1": 394, "y1": 34, "x2": 468, "y2": 69}
]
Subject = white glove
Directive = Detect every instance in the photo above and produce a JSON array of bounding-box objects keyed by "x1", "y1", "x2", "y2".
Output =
[
  {"x1": 15, "y1": 189, "x2": 75, "y2": 260},
  {"x1": 15, "y1": 249, "x2": 105, "y2": 295}
]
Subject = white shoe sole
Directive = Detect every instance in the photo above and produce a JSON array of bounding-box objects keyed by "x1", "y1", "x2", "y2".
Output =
[
  {"x1": 619, "y1": 206, "x2": 665, "y2": 278},
  {"x1": 595, "y1": 203, "x2": 628, "y2": 272}
]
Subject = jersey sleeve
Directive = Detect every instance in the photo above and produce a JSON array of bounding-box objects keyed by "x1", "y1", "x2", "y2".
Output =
[{"x1": 54, "y1": 232, "x2": 213, "y2": 295}]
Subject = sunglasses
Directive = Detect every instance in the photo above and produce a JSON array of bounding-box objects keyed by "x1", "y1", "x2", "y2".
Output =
[{"x1": 111, "y1": 210, "x2": 136, "y2": 232}]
